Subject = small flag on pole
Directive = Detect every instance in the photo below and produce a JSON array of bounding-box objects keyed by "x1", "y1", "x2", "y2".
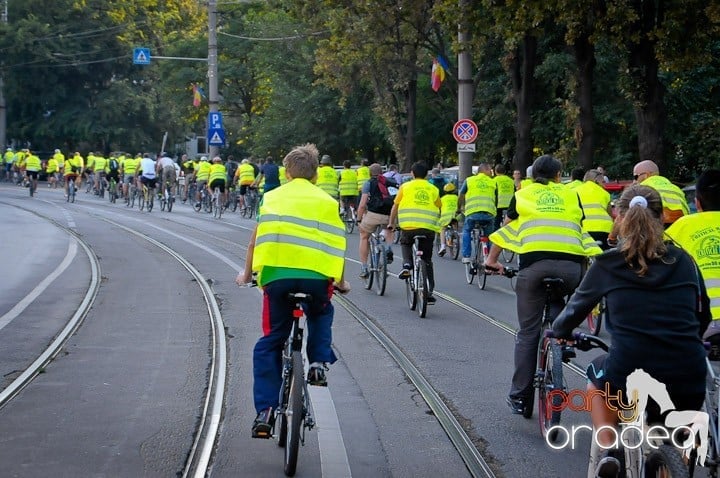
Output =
[
  {"x1": 431, "y1": 56, "x2": 449, "y2": 92},
  {"x1": 192, "y1": 84, "x2": 202, "y2": 107}
]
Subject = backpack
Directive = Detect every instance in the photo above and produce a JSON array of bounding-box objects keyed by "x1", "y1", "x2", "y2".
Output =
[
  {"x1": 367, "y1": 176, "x2": 397, "y2": 215},
  {"x1": 108, "y1": 158, "x2": 119, "y2": 171}
]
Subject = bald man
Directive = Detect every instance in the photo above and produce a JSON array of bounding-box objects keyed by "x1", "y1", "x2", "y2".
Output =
[{"x1": 632, "y1": 160, "x2": 689, "y2": 226}]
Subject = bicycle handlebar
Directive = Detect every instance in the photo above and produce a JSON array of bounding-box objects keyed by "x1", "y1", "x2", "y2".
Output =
[
  {"x1": 484, "y1": 265, "x2": 518, "y2": 278},
  {"x1": 544, "y1": 330, "x2": 610, "y2": 352}
]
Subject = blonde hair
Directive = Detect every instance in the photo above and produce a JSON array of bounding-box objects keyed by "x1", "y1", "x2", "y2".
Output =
[
  {"x1": 616, "y1": 185, "x2": 667, "y2": 276},
  {"x1": 283, "y1": 143, "x2": 319, "y2": 180}
]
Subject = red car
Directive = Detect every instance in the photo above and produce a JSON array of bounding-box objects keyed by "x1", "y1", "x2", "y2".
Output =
[{"x1": 603, "y1": 180, "x2": 633, "y2": 218}]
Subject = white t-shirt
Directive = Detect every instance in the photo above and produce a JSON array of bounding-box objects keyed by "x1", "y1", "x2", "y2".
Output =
[
  {"x1": 158, "y1": 156, "x2": 175, "y2": 168},
  {"x1": 140, "y1": 157, "x2": 157, "y2": 179}
]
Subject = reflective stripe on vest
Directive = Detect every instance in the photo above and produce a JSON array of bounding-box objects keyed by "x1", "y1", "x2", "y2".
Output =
[
  {"x1": 252, "y1": 179, "x2": 346, "y2": 286},
  {"x1": 339, "y1": 169, "x2": 358, "y2": 196},
  {"x1": 666, "y1": 212, "x2": 720, "y2": 319},
  {"x1": 209, "y1": 164, "x2": 227, "y2": 182},
  {"x1": 439, "y1": 194, "x2": 458, "y2": 227},
  {"x1": 25, "y1": 155, "x2": 41, "y2": 171},
  {"x1": 196, "y1": 162, "x2": 211, "y2": 181},
  {"x1": 464, "y1": 174, "x2": 497, "y2": 216},
  {"x1": 316, "y1": 166, "x2": 339, "y2": 198},
  {"x1": 642, "y1": 176, "x2": 689, "y2": 214},
  {"x1": 495, "y1": 175, "x2": 516, "y2": 209},
  {"x1": 576, "y1": 182, "x2": 613, "y2": 233},
  {"x1": 397, "y1": 180, "x2": 440, "y2": 232},
  {"x1": 356, "y1": 166, "x2": 370, "y2": 191},
  {"x1": 489, "y1": 182, "x2": 601, "y2": 256}
]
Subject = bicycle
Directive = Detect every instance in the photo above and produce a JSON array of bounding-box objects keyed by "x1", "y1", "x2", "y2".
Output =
[
  {"x1": 212, "y1": 186, "x2": 223, "y2": 219},
  {"x1": 228, "y1": 186, "x2": 239, "y2": 212},
  {"x1": 139, "y1": 183, "x2": 154, "y2": 212},
  {"x1": 405, "y1": 235, "x2": 432, "y2": 318},
  {"x1": 108, "y1": 177, "x2": 118, "y2": 203},
  {"x1": 585, "y1": 255, "x2": 607, "y2": 336},
  {"x1": 160, "y1": 181, "x2": 174, "y2": 212},
  {"x1": 438, "y1": 223, "x2": 460, "y2": 260},
  {"x1": 193, "y1": 187, "x2": 211, "y2": 213},
  {"x1": 554, "y1": 332, "x2": 700, "y2": 478},
  {"x1": 126, "y1": 182, "x2": 137, "y2": 208},
  {"x1": 361, "y1": 226, "x2": 389, "y2": 296},
  {"x1": 340, "y1": 205, "x2": 356, "y2": 234},
  {"x1": 464, "y1": 225, "x2": 492, "y2": 290},
  {"x1": 28, "y1": 174, "x2": 36, "y2": 197},
  {"x1": 66, "y1": 176, "x2": 77, "y2": 203},
  {"x1": 241, "y1": 187, "x2": 259, "y2": 218}
]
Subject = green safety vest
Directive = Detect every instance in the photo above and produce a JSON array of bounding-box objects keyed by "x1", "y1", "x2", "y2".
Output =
[{"x1": 253, "y1": 178, "x2": 346, "y2": 286}]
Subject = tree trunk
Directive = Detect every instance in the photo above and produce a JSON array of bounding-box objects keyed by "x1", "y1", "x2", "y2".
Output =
[
  {"x1": 511, "y1": 34, "x2": 537, "y2": 174},
  {"x1": 573, "y1": 33, "x2": 595, "y2": 171}
]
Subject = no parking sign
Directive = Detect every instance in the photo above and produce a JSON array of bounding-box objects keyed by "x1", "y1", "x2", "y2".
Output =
[{"x1": 453, "y1": 119, "x2": 478, "y2": 144}]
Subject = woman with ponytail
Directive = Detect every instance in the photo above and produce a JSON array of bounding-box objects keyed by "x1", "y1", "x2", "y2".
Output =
[{"x1": 552, "y1": 185, "x2": 711, "y2": 477}]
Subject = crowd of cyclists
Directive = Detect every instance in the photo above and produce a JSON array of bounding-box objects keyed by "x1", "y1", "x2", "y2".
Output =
[{"x1": 4, "y1": 142, "x2": 720, "y2": 476}]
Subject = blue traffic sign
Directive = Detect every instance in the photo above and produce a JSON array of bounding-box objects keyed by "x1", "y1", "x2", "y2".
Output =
[
  {"x1": 208, "y1": 112, "x2": 223, "y2": 130},
  {"x1": 133, "y1": 48, "x2": 151, "y2": 65},
  {"x1": 208, "y1": 128, "x2": 226, "y2": 146}
]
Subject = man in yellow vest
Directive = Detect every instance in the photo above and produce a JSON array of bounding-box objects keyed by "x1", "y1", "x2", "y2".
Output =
[
  {"x1": 519, "y1": 165, "x2": 534, "y2": 189},
  {"x1": 576, "y1": 169, "x2": 614, "y2": 249},
  {"x1": 666, "y1": 169, "x2": 720, "y2": 332},
  {"x1": 120, "y1": 153, "x2": 139, "y2": 200},
  {"x1": 22, "y1": 150, "x2": 42, "y2": 193},
  {"x1": 493, "y1": 164, "x2": 516, "y2": 231},
  {"x1": 633, "y1": 159, "x2": 689, "y2": 226},
  {"x1": 565, "y1": 167, "x2": 585, "y2": 190},
  {"x1": 194, "y1": 156, "x2": 211, "y2": 206},
  {"x1": 235, "y1": 158, "x2": 257, "y2": 210},
  {"x1": 208, "y1": 156, "x2": 227, "y2": 207},
  {"x1": 3, "y1": 148, "x2": 14, "y2": 182},
  {"x1": 484, "y1": 155, "x2": 601, "y2": 417},
  {"x1": 388, "y1": 161, "x2": 441, "y2": 302},
  {"x1": 236, "y1": 143, "x2": 350, "y2": 439},
  {"x1": 46, "y1": 153, "x2": 60, "y2": 188},
  {"x1": 458, "y1": 163, "x2": 498, "y2": 263},
  {"x1": 339, "y1": 160, "x2": 358, "y2": 214},
  {"x1": 356, "y1": 158, "x2": 370, "y2": 193},
  {"x1": 315, "y1": 154, "x2": 339, "y2": 199}
]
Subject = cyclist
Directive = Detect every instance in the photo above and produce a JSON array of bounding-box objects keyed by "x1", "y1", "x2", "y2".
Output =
[
  {"x1": 225, "y1": 155, "x2": 239, "y2": 187},
  {"x1": 484, "y1": 154, "x2": 601, "y2": 416},
  {"x1": 235, "y1": 158, "x2": 256, "y2": 210},
  {"x1": 428, "y1": 168, "x2": 446, "y2": 196},
  {"x1": 338, "y1": 160, "x2": 358, "y2": 215},
  {"x1": 46, "y1": 153, "x2": 59, "y2": 188},
  {"x1": 383, "y1": 163, "x2": 403, "y2": 185},
  {"x1": 458, "y1": 163, "x2": 498, "y2": 263},
  {"x1": 106, "y1": 155, "x2": 120, "y2": 196},
  {"x1": 156, "y1": 152, "x2": 176, "y2": 198},
  {"x1": 357, "y1": 163, "x2": 396, "y2": 278},
  {"x1": 65, "y1": 152, "x2": 84, "y2": 196},
  {"x1": 21, "y1": 150, "x2": 41, "y2": 192},
  {"x1": 666, "y1": 169, "x2": 720, "y2": 331},
  {"x1": 437, "y1": 182, "x2": 459, "y2": 257},
  {"x1": 564, "y1": 167, "x2": 585, "y2": 190},
  {"x1": 136, "y1": 153, "x2": 157, "y2": 200},
  {"x1": 388, "y1": 161, "x2": 441, "y2": 303},
  {"x1": 194, "y1": 156, "x2": 211, "y2": 207},
  {"x1": 493, "y1": 164, "x2": 516, "y2": 231},
  {"x1": 51, "y1": 148, "x2": 65, "y2": 184},
  {"x1": 253, "y1": 156, "x2": 281, "y2": 194},
  {"x1": 120, "y1": 153, "x2": 140, "y2": 199},
  {"x1": 576, "y1": 169, "x2": 614, "y2": 249},
  {"x1": 316, "y1": 154, "x2": 339, "y2": 199},
  {"x1": 552, "y1": 185, "x2": 710, "y2": 477},
  {"x1": 632, "y1": 159, "x2": 689, "y2": 227},
  {"x1": 3, "y1": 148, "x2": 13, "y2": 182},
  {"x1": 356, "y1": 158, "x2": 370, "y2": 194},
  {"x1": 235, "y1": 143, "x2": 350, "y2": 438},
  {"x1": 208, "y1": 156, "x2": 227, "y2": 208},
  {"x1": 93, "y1": 153, "x2": 108, "y2": 194}
]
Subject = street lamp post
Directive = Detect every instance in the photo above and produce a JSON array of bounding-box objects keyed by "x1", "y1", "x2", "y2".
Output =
[{"x1": 208, "y1": 0, "x2": 219, "y2": 159}]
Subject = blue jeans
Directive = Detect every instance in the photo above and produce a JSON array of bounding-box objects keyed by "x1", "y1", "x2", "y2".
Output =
[
  {"x1": 253, "y1": 278, "x2": 337, "y2": 413},
  {"x1": 462, "y1": 212, "x2": 495, "y2": 258}
]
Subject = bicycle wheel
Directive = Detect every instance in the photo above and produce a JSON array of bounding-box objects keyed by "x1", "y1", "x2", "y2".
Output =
[
  {"x1": 644, "y1": 444, "x2": 690, "y2": 477},
  {"x1": 70, "y1": 184, "x2": 75, "y2": 203},
  {"x1": 374, "y1": 244, "x2": 387, "y2": 296},
  {"x1": 130, "y1": 189, "x2": 136, "y2": 208},
  {"x1": 147, "y1": 193, "x2": 153, "y2": 212},
  {"x1": 405, "y1": 276, "x2": 417, "y2": 310},
  {"x1": 193, "y1": 196, "x2": 202, "y2": 212},
  {"x1": 416, "y1": 260, "x2": 429, "y2": 318},
  {"x1": 167, "y1": 195, "x2": 173, "y2": 212},
  {"x1": 464, "y1": 253, "x2": 476, "y2": 284},
  {"x1": 283, "y1": 351, "x2": 304, "y2": 477},
  {"x1": 538, "y1": 339, "x2": 564, "y2": 442},
  {"x1": 449, "y1": 232, "x2": 460, "y2": 260},
  {"x1": 160, "y1": 197, "x2": 166, "y2": 211},
  {"x1": 230, "y1": 192, "x2": 238, "y2": 212},
  {"x1": 586, "y1": 297, "x2": 605, "y2": 335},
  {"x1": 478, "y1": 245, "x2": 488, "y2": 290},
  {"x1": 213, "y1": 199, "x2": 219, "y2": 218}
]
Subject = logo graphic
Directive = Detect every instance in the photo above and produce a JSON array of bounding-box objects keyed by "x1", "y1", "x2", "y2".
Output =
[
  {"x1": 547, "y1": 369, "x2": 709, "y2": 466},
  {"x1": 536, "y1": 191, "x2": 564, "y2": 213},
  {"x1": 415, "y1": 189, "x2": 430, "y2": 205},
  {"x1": 697, "y1": 234, "x2": 720, "y2": 261}
]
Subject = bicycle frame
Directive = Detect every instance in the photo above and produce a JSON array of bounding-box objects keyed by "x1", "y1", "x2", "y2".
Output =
[{"x1": 705, "y1": 359, "x2": 720, "y2": 477}]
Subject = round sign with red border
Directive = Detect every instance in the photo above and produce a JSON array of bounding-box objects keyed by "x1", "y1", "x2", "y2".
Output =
[{"x1": 453, "y1": 119, "x2": 478, "y2": 144}]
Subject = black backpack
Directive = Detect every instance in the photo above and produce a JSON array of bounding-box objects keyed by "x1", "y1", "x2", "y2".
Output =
[
  {"x1": 367, "y1": 176, "x2": 397, "y2": 215},
  {"x1": 108, "y1": 158, "x2": 119, "y2": 171}
]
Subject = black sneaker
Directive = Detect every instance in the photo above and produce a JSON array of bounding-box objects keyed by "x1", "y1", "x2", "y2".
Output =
[
  {"x1": 427, "y1": 295, "x2": 437, "y2": 304},
  {"x1": 308, "y1": 366, "x2": 327, "y2": 386},
  {"x1": 438, "y1": 248, "x2": 446, "y2": 257},
  {"x1": 595, "y1": 452, "x2": 621, "y2": 478},
  {"x1": 385, "y1": 249, "x2": 394, "y2": 264},
  {"x1": 506, "y1": 396, "x2": 532, "y2": 418},
  {"x1": 252, "y1": 407, "x2": 274, "y2": 439},
  {"x1": 398, "y1": 264, "x2": 412, "y2": 280},
  {"x1": 359, "y1": 267, "x2": 370, "y2": 279}
]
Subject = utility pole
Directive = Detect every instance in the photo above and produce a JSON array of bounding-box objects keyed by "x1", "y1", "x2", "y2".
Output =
[
  {"x1": 457, "y1": 0, "x2": 474, "y2": 186},
  {"x1": 0, "y1": 0, "x2": 8, "y2": 150},
  {"x1": 207, "y1": 0, "x2": 219, "y2": 159}
]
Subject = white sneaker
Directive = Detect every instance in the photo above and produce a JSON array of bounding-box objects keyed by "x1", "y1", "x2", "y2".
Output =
[{"x1": 461, "y1": 257, "x2": 471, "y2": 264}]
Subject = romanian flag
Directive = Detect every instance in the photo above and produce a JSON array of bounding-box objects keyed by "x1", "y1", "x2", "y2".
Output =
[
  {"x1": 192, "y1": 84, "x2": 202, "y2": 107},
  {"x1": 431, "y1": 56, "x2": 449, "y2": 92}
]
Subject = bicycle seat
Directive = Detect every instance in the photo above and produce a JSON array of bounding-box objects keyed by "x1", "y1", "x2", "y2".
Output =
[{"x1": 287, "y1": 292, "x2": 312, "y2": 303}]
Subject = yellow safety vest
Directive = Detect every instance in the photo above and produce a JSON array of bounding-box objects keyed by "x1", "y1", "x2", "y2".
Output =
[
  {"x1": 46, "y1": 158, "x2": 58, "y2": 173},
  {"x1": 52, "y1": 152, "x2": 65, "y2": 166},
  {"x1": 209, "y1": 163, "x2": 227, "y2": 183},
  {"x1": 15, "y1": 151, "x2": 26, "y2": 165},
  {"x1": 237, "y1": 163, "x2": 255, "y2": 185},
  {"x1": 94, "y1": 156, "x2": 107, "y2": 172},
  {"x1": 123, "y1": 157, "x2": 139, "y2": 175},
  {"x1": 576, "y1": 181, "x2": 613, "y2": 233},
  {"x1": 666, "y1": 212, "x2": 720, "y2": 320},
  {"x1": 494, "y1": 174, "x2": 516, "y2": 209},
  {"x1": 279, "y1": 166, "x2": 287, "y2": 185},
  {"x1": 196, "y1": 162, "x2": 211, "y2": 181},
  {"x1": 24, "y1": 154, "x2": 41, "y2": 171},
  {"x1": 642, "y1": 175, "x2": 689, "y2": 215},
  {"x1": 3, "y1": 151, "x2": 13, "y2": 164},
  {"x1": 464, "y1": 173, "x2": 497, "y2": 216},
  {"x1": 565, "y1": 180, "x2": 583, "y2": 190},
  {"x1": 397, "y1": 179, "x2": 441, "y2": 232},
  {"x1": 253, "y1": 178, "x2": 346, "y2": 286},
  {"x1": 87, "y1": 154, "x2": 96, "y2": 169},
  {"x1": 520, "y1": 178, "x2": 533, "y2": 190},
  {"x1": 315, "y1": 166, "x2": 339, "y2": 198},
  {"x1": 339, "y1": 169, "x2": 358, "y2": 196},
  {"x1": 439, "y1": 194, "x2": 459, "y2": 227},
  {"x1": 356, "y1": 166, "x2": 370, "y2": 192},
  {"x1": 490, "y1": 182, "x2": 602, "y2": 256}
]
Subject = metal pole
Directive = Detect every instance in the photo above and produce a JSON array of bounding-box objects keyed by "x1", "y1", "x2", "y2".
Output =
[
  {"x1": 0, "y1": 0, "x2": 8, "y2": 150},
  {"x1": 457, "y1": 0, "x2": 473, "y2": 186},
  {"x1": 208, "y1": 0, "x2": 219, "y2": 158}
]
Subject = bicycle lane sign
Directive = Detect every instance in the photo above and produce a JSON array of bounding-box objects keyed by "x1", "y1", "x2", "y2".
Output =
[{"x1": 453, "y1": 119, "x2": 478, "y2": 144}]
